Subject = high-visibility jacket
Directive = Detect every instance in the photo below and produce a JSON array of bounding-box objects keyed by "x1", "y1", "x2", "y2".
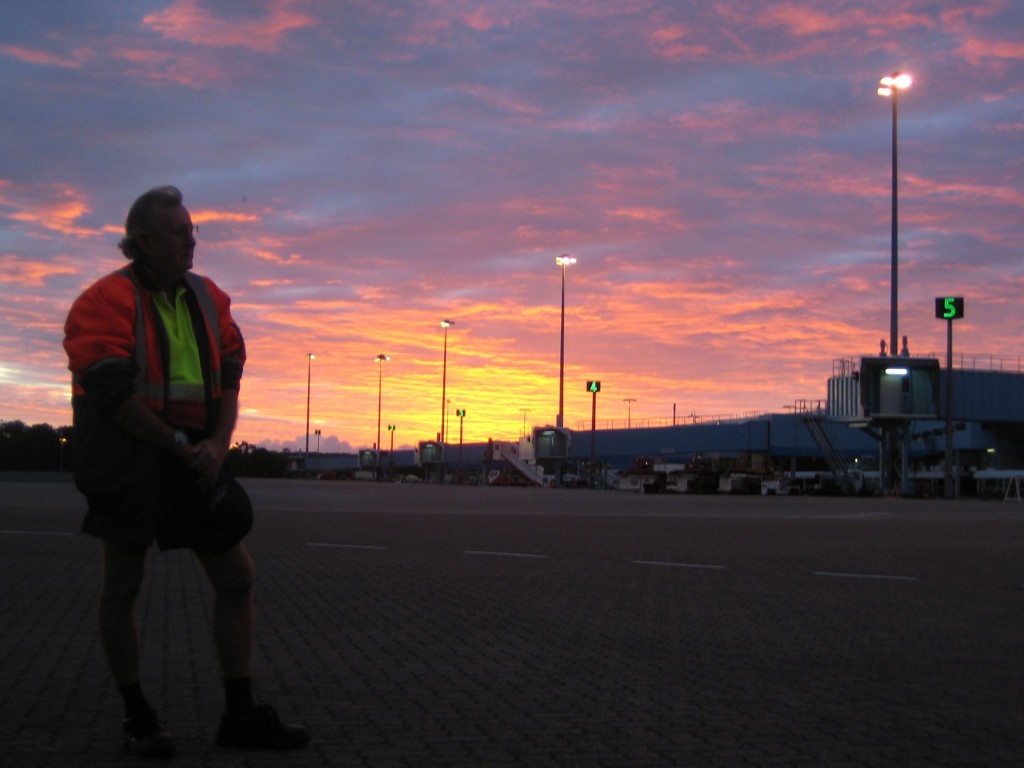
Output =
[{"x1": 64, "y1": 263, "x2": 245, "y2": 431}]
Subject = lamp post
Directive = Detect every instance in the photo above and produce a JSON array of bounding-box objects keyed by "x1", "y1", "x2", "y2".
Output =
[
  {"x1": 387, "y1": 423, "x2": 395, "y2": 479},
  {"x1": 456, "y1": 408, "x2": 466, "y2": 482},
  {"x1": 877, "y1": 72, "x2": 912, "y2": 357},
  {"x1": 375, "y1": 354, "x2": 390, "y2": 470},
  {"x1": 878, "y1": 72, "x2": 912, "y2": 495},
  {"x1": 440, "y1": 320, "x2": 454, "y2": 443},
  {"x1": 555, "y1": 254, "x2": 576, "y2": 428},
  {"x1": 623, "y1": 398, "x2": 637, "y2": 429},
  {"x1": 304, "y1": 353, "x2": 315, "y2": 457}
]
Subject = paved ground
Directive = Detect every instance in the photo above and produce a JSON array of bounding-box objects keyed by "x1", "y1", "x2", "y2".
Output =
[{"x1": 1, "y1": 477, "x2": 1022, "y2": 767}]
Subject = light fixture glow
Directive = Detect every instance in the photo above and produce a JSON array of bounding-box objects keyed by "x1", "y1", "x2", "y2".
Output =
[
  {"x1": 878, "y1": 72, "x2": 912, "y2": 96},
  {"x1": 884, "y1": 367, "x2": 909, "y2": 376}
]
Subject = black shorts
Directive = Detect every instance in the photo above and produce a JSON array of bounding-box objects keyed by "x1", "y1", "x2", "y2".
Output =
[{"x1": 81, "y1": 455, "x2": 253, "y2": 554}]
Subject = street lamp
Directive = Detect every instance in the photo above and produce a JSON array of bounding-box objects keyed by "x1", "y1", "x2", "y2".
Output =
[
  {"x1": 440, "y1": 320, "x2": 454, "y2": 443},
  {"x1": 375, "y1": 354, "x2": 390, "y2": 464},
  {"x1": 878, "y1": 72, "x2": 912, "y2": 358},
  {"x1": 304, "y1": 353, "x2": 315, "y2": 456},
  {"x1": 555, "y1": 254, "x2": 576, "y2": 428}
]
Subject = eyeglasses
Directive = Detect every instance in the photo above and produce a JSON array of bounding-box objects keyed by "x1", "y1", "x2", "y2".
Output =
[{"x1": 149, "y1": 224, "x2": 198, "y2": 240}]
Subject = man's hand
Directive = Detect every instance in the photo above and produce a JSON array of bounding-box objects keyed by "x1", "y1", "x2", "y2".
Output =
[{"x1": 185, "y1": 438, "x2": 228, "y2": 487}]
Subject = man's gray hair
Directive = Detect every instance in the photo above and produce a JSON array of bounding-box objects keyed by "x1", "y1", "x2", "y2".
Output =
[{"x1": 118, "y1": 186, "x2": 184, "y2": 260}]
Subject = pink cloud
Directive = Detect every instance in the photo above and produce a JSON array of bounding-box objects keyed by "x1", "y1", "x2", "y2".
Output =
[
  {"x1": 0, "y1": 44, "x2": 91, "y2": 68},
  {"x1": 649, "y1": 24, "x2": 712, "y2": 60},
  {"x1": 960, "y1": 36, "x2": 1024, "y2": 65},
  {"x1": 143, "y1": 0, "x2": 315, "y2": 52},
  {"x1": 451, "y1": 83, "x2": 544, "y2": 116}
]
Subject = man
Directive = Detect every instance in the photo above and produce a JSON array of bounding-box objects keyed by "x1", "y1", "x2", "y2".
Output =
[{"x1": 64, "y1": 186, "x2": 309, "y2": 757}]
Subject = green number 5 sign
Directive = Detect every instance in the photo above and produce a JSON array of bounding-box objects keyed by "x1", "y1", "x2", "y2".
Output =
[{"x1": 935, "y1": 296, "x2": 964, "y2": 320}]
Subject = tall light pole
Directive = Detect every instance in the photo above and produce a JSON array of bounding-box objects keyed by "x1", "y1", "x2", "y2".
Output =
[
  {"x1": 623, "y1": 398, "x2": 637, "y2": 429},
  {"x1": 878, "y1": 72, "x2": 912, "y2": 495},
  {"x1": 555, "y1": 254, "x2": 576, "y2": 428},
  {"x1": 304, "y1": 353, "x2": 315, "y2": 457},
  {"x1": 519, "y1": 408, "x2": 531, "y2": 439},
  {"x1": 375, "y1": 354, "x2": 390, "y2": 460},
  {"x1": 878, "y1": 72, "x2": 912, "y2": 357},
  {"x1": 440, "y1": 320, "x2": 454, "y2": 443}
]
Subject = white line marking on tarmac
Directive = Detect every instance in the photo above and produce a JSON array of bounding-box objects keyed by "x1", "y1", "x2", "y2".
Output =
[
  {"x1": 813, "y1": 571, "x2": 919, "y2": 582},
  {"x1": 306, "y1": 543, "x2": 388, "y2": 551},
  {"x1": 462, "y1": 550, "x2": 549, "y2": 559},
  {"x1": 0, "y1": 530, "x2": 76, "y2": 536},
  {"x1": 632, "y1": 560, "x2": 726, "y2": 570}
]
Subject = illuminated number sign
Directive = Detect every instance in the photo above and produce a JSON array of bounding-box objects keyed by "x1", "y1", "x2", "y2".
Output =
[
  {"x1": 935, "y1": 296, "x2": 964, "y2": 320},
  {"x1": 586, "y1": 380, "x2": 601, "y2": 393},
  {"x1": 456, "y1": 409, "x2": 466, "y2": 417}
]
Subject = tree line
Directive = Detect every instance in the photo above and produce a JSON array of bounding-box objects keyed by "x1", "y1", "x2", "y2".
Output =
[{"x1": 0, "y1": 420, "x2": 289, "y2": 477}]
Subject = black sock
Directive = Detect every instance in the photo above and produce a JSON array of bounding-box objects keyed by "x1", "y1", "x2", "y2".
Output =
[
  {"x1": 224, "y1": 676, "x2": 256, "y2": 717},
  {"x1": 118, "y1": 682, "x2": 152, "y2": 722}
]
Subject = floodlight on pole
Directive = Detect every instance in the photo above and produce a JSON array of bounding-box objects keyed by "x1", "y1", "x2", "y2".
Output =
[
  {"x1": 375, "y1": 354, "x2": 390, "y2": 462},
  {"x1": 440, "y1": 320, "x2": 454, "y2": 443},
  {"x1": 623, "y1": 397, "x2": 637, "y2": 429},
  {"x1": 877, "y1": 71, "x2": 912, "y2": 357},
  {"x1": 304, "y1": 353, "x2": 315, "y2": 457},
  {"x1": 555, "y1": 254, "x2": 576, "y2": 428}
]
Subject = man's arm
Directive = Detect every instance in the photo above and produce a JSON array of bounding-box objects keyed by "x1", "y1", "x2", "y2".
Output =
[
  {"x1": 112, "y1": 393, "x2": 188, "y2": 457},
  {"x1": 193, "y1": 389, "x2": 239, "y2": 483},
  {"x1": 111, "y1": 390, "x2": 238, "y2": 486}
]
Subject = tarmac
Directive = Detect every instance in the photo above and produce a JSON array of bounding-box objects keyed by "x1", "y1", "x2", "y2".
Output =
[{"x1": 1, "y1": 475, "x2": 1022, "y2": 767}]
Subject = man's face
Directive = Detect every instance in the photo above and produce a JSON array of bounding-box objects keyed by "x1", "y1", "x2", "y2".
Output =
[{"x1": 138, "y1": 204, "x2": 196, "y2": 288}]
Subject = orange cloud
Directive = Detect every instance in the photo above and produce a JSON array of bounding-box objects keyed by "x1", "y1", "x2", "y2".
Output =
[
  {"x1": 0, "y1": 181, "x2": 102, "y2": 238},
  {"x1": 0, "y1": 255, "x2": 78, "y2": 287},
  {"x1": 191, "y1": 210, "x2": 261, "y2": 225}
]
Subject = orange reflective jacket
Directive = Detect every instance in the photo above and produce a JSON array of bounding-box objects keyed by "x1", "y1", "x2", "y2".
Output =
[{"x1": 64, "y1": 264, "x2": 245, "y2": 420}]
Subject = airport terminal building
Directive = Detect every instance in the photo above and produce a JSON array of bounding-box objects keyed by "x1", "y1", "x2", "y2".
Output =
[{"x1": 295, "y1": 355, "x2": 1024, "y2": 498}]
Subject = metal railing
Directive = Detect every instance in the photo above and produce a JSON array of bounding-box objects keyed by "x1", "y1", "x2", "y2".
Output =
[{"x1": 574, "y1": 411, "x2": 770, "y2": 432}]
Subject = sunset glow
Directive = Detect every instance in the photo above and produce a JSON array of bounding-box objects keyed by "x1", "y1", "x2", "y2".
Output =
[{"x1": 2, "y1": 1, "x2": 1022, "y2": 453}]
